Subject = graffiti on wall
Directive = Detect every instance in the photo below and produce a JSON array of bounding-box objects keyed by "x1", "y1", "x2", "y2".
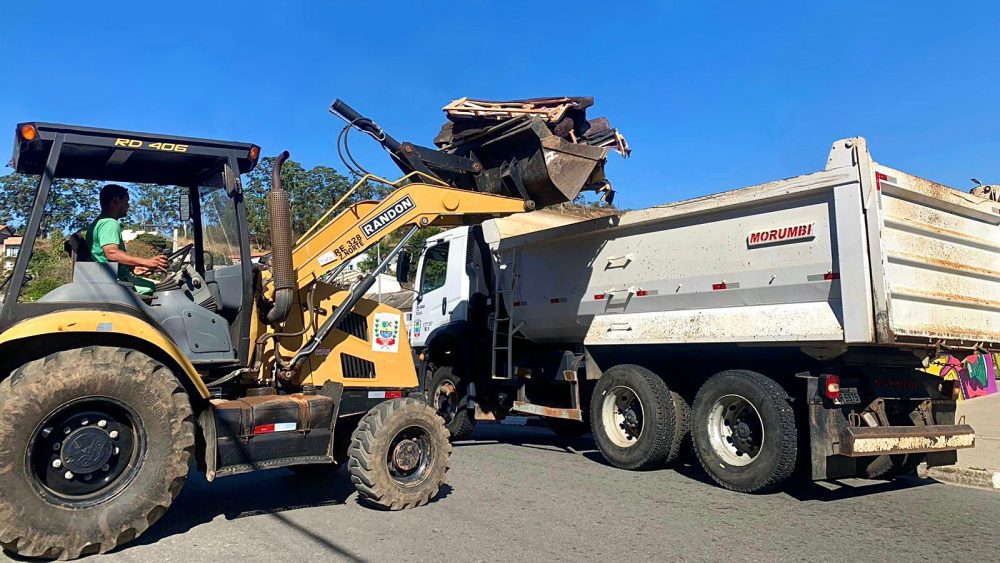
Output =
[{"x1": 924, "y1": 353, "x2": 999, "y2": 400}]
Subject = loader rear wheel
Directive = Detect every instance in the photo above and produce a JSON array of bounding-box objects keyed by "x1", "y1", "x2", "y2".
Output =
[
  {"x1": 348, "y1": 398, "x2": 452, "y2": 510},
  {"x1": 427, "y1": 366, "x2": 476, "y2": 440},
  {"x1": 692, "y1": 370, "x2": 797, "y2": 493},
  {"x1": 590, "y1": 365, "x2": 676, "y2": 470},
  {"x1": 0, "y1": 346, "x2": 195, "y2": 560}
]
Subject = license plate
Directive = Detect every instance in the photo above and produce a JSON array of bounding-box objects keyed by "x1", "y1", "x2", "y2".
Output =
[{"x1": 836, "y1": 387, "x2": 861, "y2": 405}]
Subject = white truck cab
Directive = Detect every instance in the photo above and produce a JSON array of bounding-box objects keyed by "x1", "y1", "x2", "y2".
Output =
[{"x1": 410, "y1": 227, "x2": 473, "y2": 348}]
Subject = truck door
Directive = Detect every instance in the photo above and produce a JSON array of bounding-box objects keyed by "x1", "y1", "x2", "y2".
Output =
[{"x1": 411, "y1": 232, "x2": 466, "y2": 347}]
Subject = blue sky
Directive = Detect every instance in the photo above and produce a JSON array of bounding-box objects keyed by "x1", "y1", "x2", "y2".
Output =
[{"x1": 2, "y1": 1, "x2": 998, "y2": 209}]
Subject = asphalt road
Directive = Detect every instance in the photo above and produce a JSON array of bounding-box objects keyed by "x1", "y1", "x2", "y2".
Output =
[{"x1": 6, "y1": 423, "x2": 1000, "y2": 562}]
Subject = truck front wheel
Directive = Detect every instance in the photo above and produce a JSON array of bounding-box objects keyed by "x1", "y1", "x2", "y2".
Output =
[
  {"x1": 692, "y1": 370, "x2": 797, "y2": 493},
  {"x1": 0, "y1": 346, "x2": 195, "y2": 559},
  {"x1": 590, "y1": 365, "x2": 677, "y2": 470},
  {"x1": 427, "y1": 365, "x2": 476, "y2": 440}
]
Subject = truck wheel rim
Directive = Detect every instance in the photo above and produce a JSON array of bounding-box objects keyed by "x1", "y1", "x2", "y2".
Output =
[
  {"x1": 601, "y1": 386, "x2": 644, "y2": 448},
  {"x1": 707, "y1": 394, "x2": 764, "y2": 467},
  {"x1": 387, "y1": 426, "x2": 433, "y2": 486},
  {"x1": 26, "y1": 397, "x2": 145, "y2": 507},
  {"x1": 433, "y1": 380, "x2": 458, "y2": 424}
]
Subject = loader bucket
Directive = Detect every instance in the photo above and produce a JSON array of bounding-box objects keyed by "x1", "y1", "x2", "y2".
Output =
[{"x1": 447, "y1": 118, "x2": 609, "y2": 208}]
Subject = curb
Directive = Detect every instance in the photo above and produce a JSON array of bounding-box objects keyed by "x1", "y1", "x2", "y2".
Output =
[{"x1": 919, "y1": 463, "x2": 1000, "y2": 491}]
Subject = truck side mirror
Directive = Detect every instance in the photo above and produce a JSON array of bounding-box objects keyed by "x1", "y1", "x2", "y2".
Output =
[
  {"x1": 179, "y1": 190, "x2": 191, "y2": 222},
  {"x1": 396, "y1": 250, "x2": 411, "y2": 284}
]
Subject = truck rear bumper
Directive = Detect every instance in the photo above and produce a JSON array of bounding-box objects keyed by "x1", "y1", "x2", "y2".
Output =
[{"x1": 837, "y1": 424, "x2": 975, "y2": 456}]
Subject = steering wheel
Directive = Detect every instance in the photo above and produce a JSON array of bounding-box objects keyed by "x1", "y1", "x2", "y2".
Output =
[{"x1": 165, "y1": 243, "x2": 195, "y2": 274}]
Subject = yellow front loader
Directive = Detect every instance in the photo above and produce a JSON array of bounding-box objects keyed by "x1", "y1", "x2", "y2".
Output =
[{"x1": 0, "y1": 99, "x2": 612, "y2": 559}]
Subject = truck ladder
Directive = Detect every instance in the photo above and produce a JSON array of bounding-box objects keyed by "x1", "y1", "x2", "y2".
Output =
[{"x1": 491, "y1": 251, "x2": 522, "y2": 380}]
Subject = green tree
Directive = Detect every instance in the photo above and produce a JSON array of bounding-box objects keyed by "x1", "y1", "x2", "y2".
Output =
[
  {"x1": 134, "y1": 232, "x2": 171, "y2": 255},
  {"x1": 242, "y1": 156, "x2": 390, "y2": 248},
  {"x1": 358, "y1": 225, "x2": 443, "y2": 284},
  {"x1": 126, "y1": 183, "x2": 180, "y2": 232},
  {"x1": 0, "y1": 173, "x2": 100, "y2": 235}
]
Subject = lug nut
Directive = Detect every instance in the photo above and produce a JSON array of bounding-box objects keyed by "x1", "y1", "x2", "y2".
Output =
[
  {"x1": 64, "y1": 471, "x2": 74, "y2": 480},
  {"x1": 52, "y1": 443, "x2": 61, "y2": 451},
  {"x1": 108, "y1": 431, "x2": 119, "y2": 439},
  {"x1": 83, "y1": 475, "x2": 93, "y2": 481},
  {"x1": 52, "y1": 459, "x2": 62, "y2": 469},
  {"x1": 101, "y1": 464, "x2": 110, "y2": 472},
  {"x1": 81, "y1": 419, "x2": 89, "y2": 426},
  {"x1": 97, "y1": 420, "x2": 107, "y2": 428},
  {"x1": 63, "y1": 427, "x2": 71, "y2": 435},
  {"x1": 40, "y1": 427, "x2": 53, "y2": 438},
  {"x1": 113, "y1": 447, "x2": 120, "y2": 455}
]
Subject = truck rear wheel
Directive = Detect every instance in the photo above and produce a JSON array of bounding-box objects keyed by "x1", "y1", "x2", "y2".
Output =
[
  {"x1": 692, "y1": 370, "x2": 797, "y2": 493},
  {"x1": 590, "y1": 365, "x2": 677, "y2": 470},
  {"x1": 0, "y1": 346, "x2": 195, "y2": 559},
  {"x1": 348, "y1": 397, "x2": 452, "y2": 510},
  {"x1": 665, "y1": 390, "x2": 691, "y2": 466},
  {"x1": 427, "y1": 366, "x2": 476, "y2": 440}
]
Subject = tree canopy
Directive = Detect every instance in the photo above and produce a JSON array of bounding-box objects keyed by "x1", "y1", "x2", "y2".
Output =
[{"x1": 0, "y1": 156, "x2": 384, "y2": 246}]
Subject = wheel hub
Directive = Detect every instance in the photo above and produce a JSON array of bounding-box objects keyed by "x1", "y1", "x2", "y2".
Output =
[
  {"x1": 28, "y1": 399, "x2": 140, "y2": 504},
  {"x1": 601, "y1": 385, "x2": 644, "y2": 448},
  {"x1": 61, "y1": 427, "x2": 115, "y2": 474},
  {"x1": 708, "y1": 394, "x2": 764, "y2": 466},
  {"x1": 434, "y1": 381, "x2": 458, "y2": 423},
  {"x1": 392, "y1": 439, "x2": 422, "y2": 472}
]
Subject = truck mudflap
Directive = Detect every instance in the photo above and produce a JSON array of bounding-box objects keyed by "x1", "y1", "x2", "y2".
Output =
[{"x1": 837, "y1": 424, "x2": 975, "y2": 456}]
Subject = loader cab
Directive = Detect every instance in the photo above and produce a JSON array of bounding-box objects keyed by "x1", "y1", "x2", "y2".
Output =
[{"x1": 0, "y1": 122, "x2": 260, "y2": 366}]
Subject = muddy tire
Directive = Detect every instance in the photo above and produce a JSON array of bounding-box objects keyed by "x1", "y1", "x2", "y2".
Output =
[
  {"x1": 348, "y1": 397, "x2": 452, "y2": 510},
  {"x1": 427, "y1": 366, "x2": 475, "y2": 440},
  {"x1": 692, "y1": 370, "x2": 797, "y2": 493},
  {"x1": 590, "y1": 365, "x2": 676, "y2": 470},
  {"x1": 0, "y1": 346, "x2": 195, "y2": 560}
]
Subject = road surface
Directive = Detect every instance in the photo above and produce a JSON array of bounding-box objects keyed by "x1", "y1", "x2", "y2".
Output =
[{"x1": 5, "y1": 423, "x2": 998, "y2": 562}]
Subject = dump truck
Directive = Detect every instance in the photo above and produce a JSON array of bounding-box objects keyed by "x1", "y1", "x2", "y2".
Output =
[
  {"x1": 408, "y1": 137, "x2": 997, "y2": 492},
  {"x1": 0, "y1": 97, "x2": 612, "y2": 559}
]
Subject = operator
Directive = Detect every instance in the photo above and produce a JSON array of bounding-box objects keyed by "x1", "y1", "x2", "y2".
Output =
[{"x1": 86, "y1": 184, "x2": 168, "y2": 296}]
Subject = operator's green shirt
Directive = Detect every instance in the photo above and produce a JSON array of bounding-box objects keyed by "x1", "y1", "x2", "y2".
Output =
[{"x1": 86, "y1": 216, "x2": 156, "y2": 296}]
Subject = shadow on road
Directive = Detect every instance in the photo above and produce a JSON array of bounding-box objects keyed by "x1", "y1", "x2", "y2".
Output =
[
  {"x1": 106, "y1": 466, "x2": 452, "y2": 561},
  {"x1": 456, "y1": 422, "x2": 936, "y2": 502}
]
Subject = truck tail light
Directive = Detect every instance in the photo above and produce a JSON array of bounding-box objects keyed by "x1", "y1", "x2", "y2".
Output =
[{"x1": 822, "y1": 374, "x2": 841, "y2": 400}]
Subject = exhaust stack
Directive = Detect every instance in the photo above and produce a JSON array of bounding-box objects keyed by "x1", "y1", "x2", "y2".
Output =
[{"x1": 266, "y1": 151, "x2": 295, "y2": 325}]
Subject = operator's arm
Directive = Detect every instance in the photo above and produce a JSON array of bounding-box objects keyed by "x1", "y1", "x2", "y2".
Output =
[{"x1": 103, "y1": 245, "x2": 168, "y2": 271}]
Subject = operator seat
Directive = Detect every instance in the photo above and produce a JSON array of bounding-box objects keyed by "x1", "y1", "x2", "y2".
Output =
[
  {"x1": 64, "y1": 232, "x2": 92, "y2": 270},
  {"x1": 64, "y1": 232, "x2": 153, "y2": 303}
]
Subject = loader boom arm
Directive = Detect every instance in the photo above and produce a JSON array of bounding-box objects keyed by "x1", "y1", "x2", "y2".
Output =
[{"x1": 290, "y1": 180, "x2": 530, "y2": 288}]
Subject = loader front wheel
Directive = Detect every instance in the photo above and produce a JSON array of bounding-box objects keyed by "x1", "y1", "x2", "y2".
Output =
[
  {"x1": 348, "y1": 398, "x2": 452, "y2": 510},
  {"x1": 0, "y1": 346, "x2": 195, "y2": 560}
]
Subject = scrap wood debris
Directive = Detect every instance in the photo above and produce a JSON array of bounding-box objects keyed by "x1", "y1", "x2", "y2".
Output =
[{"x1": 435, "y1": 96, "x2": 631, "y2": 158}]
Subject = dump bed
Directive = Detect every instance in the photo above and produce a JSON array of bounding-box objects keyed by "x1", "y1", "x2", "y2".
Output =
[{"x1": 486, "y1": 138, "x2": 1000, "y2": 350}]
